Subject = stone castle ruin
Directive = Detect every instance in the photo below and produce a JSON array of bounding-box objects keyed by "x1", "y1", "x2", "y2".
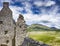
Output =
[
  {"x1": 0, "y1": 2, "x2": 27, "y2": 46},
  {"x1": 0, "y1": 2, "x2": 49, "y2": 46}
]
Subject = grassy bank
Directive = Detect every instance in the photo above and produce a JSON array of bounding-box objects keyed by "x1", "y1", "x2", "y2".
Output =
[{"x1": 28, "y1": 31, "x2": 60, "y2": 46}]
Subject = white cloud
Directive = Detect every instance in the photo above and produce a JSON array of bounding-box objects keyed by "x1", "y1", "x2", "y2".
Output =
[
  {"x1": 34, "y1": 1, "x2": 44, "y2": 6},
  {"x1": 23, "y1": 13, "x2": 60, "y2": 28},
  {"x1": 10, "y1": 6, "x2": 24, "y2": 21},
  {"x1": 0, "y1": 7, "x2": 2, "y2": 10},
  {"x1": 9, "y1": 2, "x2": 32, "y2": 22},
  {"x1": 23, "y1": 13, "x2": 59, "y2": 24},
  {"x1": 0, "y1": 0, "x2": 11, "y2": 2},
  {"x1": 0, "y1": 0, "x2": 13, "y2": 4},
  {"x1": 45, "y1": 0, "x2": 56, "y2": 6},
  {"x1": 34, "y1": 0, "x2": 56, "y2": 7},
  {"x1": 24, "y1": 2, "x2": 32, "y2": 13}
]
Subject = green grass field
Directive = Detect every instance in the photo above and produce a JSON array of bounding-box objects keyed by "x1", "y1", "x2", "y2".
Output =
[{"x1": 28, "y1": 31, "x2": 60, "y2": 46}]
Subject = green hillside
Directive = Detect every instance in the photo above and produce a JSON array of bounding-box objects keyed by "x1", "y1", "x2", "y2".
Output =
[{"x1": 27, "y1": 24, "x2": 60, "y2": 32}]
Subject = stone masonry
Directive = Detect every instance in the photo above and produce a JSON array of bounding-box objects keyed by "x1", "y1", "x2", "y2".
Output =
[
  {"x1": 0, "y1": 2, "x2": 27, "y2": 46},
  {"x1": 15, "y1": 14, "x2": 27, "y2": 46}
]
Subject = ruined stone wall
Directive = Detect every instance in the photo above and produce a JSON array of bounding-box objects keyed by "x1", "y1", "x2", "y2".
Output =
[
  {"x1": 0, "y1": 2, "x2": 27, "y2": 46},
  {"x1": 21, "y1": 37, "x2": 50, "y2": 46},
  {"x1": 0, "y1": 2, "x2": 15, "y2": 46},
  {"x1": 16, "y1": 14, "x2": 27, "y2": 46}
]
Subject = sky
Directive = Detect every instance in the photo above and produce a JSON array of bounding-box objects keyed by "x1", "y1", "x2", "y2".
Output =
[{"x1": 0, "y1": 0, "x2": 60, "y2": 29}]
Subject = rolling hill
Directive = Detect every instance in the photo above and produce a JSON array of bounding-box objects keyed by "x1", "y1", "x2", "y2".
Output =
[{"x1": 27, "y1": 24, "x2": 60, "y2": 31}]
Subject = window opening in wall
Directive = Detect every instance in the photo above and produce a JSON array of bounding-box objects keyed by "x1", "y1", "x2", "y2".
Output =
[
  {"x1": 23, "y1": 30, "x2": 25, "y2": 31},
  {"x1": 19, "y1": 25, "x2": 22, "y2": 28},
  {"x1": 6, "y1": 40, "x2": 9, "y2": 44},
  {"x1": 14, "y1": 27, "x2": 16, "y2": 30},
  {"x1": 0, "y1": 21, "x2": 3, "y2": 24},
  {"x1": 5, "y1": 30, "x2": 8, "y2": 34}
]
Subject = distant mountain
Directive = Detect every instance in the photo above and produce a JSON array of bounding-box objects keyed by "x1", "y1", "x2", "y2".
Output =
[
  {"x1": 41, "y1": 20, "x2": 51, "y2": 23},
  {"x1": 50, "y1": 27, "x2": 57, "y2": 29},
  {"x1": 27, "y1": 24, "x2": 60, "y2": 31}
]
